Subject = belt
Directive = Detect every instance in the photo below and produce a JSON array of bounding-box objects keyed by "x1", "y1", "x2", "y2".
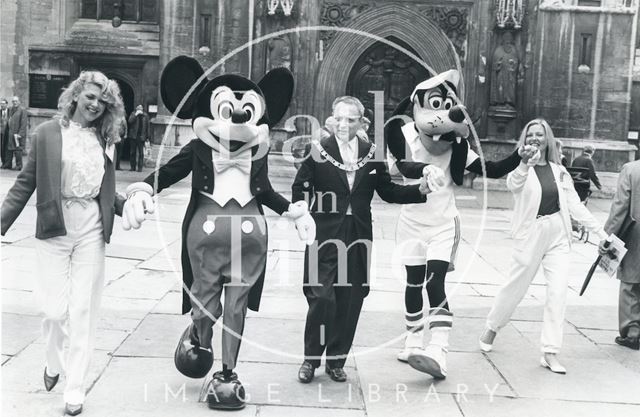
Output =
[{"x1": 62, "y1": 197, "x2": 95, "y2": 208}]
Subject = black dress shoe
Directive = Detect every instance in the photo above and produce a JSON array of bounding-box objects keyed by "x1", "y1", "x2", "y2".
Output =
[
  {"x1": 65, "y1": 403, "x2": 83, "y2": 415},
  {"x1": 325, "y1": 366, "x2": 347, "y2": 382},
  {"x1": 297, "y1": 361, "x2": 315, "y2": 383},
  {"x1": 43, "y1": 367, "x2": 59, "y2": 391},
  {"x1": 615, "y1": 336, "x2": 640, "y2": 350}
]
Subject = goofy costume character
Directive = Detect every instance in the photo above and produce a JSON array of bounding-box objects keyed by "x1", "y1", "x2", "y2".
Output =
[{"x1": 386, "y1": 69, "x2": 521, "y2": 379}]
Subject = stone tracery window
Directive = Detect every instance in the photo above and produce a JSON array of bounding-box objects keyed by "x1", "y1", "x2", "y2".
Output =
[{"x1": 81, "y1": 0, "x2": 158, "y2": 23}]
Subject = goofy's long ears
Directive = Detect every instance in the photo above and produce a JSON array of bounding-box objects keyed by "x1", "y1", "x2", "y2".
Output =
[
  {"x1": 385, "y1": 97, "x2": 412, "y2": 163},
  {"x1": 450, "y1": 138, "x2": 469, "y2": 186}
]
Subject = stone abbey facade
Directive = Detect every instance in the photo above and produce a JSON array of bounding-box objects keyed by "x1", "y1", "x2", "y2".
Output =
[{"x1": 1, "y1": 0, "x2": 639, "y2": 170}]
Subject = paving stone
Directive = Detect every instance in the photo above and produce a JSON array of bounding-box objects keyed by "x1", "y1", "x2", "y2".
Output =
[
  {"x1": 259, "y1": 405, "x2": 365, "y2": 416},
  {"x1": 105, "y1": 244, "x2": 161, "y2": 260},
  {"x1": 223, "y1": 362, "x2": 365, "y2": 409},
  {"x1": 97, "y1": 316, "x2": 142, "y2": 332},
  {"x1": 2, "y1": 392, "x2": 67, "y2": 417},
  {"x1": 151, "y1": 291, "x2": 183, "y2": 314},
  {"x1": 459, "y1": 395, "x2": 640, "y2": 417},
  {"x1": 565, "y1": 305, "x2": 618, "y2": 331},
  {"x1": 363, "y1": 390, "x2": 464, "y2": 417},
  {"x1": 83, "y1": 357, "x2": 224, "y2": 417},
  {"x1": 578, "y1": 328, "x2": 619, "y2": 345},
  {"x1": 354, "y1": 347, "x2": 513, "y2": 397},
  {"x1": 100, "y1": 295, "x2": 158, "y2": 321},
  {"x1": 246, "y1": 295, "x2": 308, "y2": 320},
  {"x1": 104, "y1": 257, "x2": 141, "y2": 285},
  {"x1": 103, "y1": 269, "x2": 179, "y2": 300},
  {"x1": 2, "y1": 313, "x2": 42, "y2": 355},
  {"x1": 599, "y1": 344, "x2": 640, "y2": 374},
  {"x1": 2, "y1": 342, "x2": 110, "y2": 394},
  {"x1": 2, "y1": 289, "x2": 39, "y2": 316},
  {"x1": 487, "y1": 348, "x2": 640, "y2": 403},
  {"x1": 115, "y1": 314, "x2": 191, "y2": 358},
  {"x1": 510, "y1": 319, "x2": 579, "y2": 335},
  {"x1": 137, "y1": 254, "x2": 183, "y2": 272}
]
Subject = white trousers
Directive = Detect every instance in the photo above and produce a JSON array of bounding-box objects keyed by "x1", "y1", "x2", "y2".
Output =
[
  {"x1": 34, "y1": 199, "x2": 105, "y2": 404},
  {"x1": 486, "y1": 212, "x2": 570, "y2": 353}
]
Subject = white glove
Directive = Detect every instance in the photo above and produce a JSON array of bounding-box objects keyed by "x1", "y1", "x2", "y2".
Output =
[
  {"x1": 421, "y1": 165, "x2": 446, "y2": 193},
  {"x1": 286, "y1": 200, "x2": 309, "y2": 219},
  {"x1": 294, "y1": 212, "x2": 316, "y2": 245},
  {"x1": 122, "y1": 182, "x2": 155, "y2": 230}
]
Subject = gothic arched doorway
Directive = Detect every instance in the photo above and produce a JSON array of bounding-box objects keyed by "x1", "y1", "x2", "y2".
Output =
[
  {"x1": 313, "y1": 5, "x2": 463, "y2": 133},
  {"x1": 346, "y1": 36, "x2": 430, "y2": 140}
]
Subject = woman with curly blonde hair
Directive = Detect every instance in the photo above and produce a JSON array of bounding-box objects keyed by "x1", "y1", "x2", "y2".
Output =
[{"x1": 1, "y1": 71, "x2": 128, "y2": 415}]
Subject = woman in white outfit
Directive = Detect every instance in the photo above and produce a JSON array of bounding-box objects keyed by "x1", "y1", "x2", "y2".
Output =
[
  {"x1": 478, "y1": 118, "x2": 607, "y2": 374},
  {"x1": 1, "y1": 72, "x2": 125, "y2": 415}
]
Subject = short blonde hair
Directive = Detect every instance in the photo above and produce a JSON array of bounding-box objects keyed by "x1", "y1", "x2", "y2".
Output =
[
  {"x1": 57, "y1": 71, "x2": 125, "y2": 146},
  {"x1": 515, "y1": 118, "x2": 561, "y2": 165}
]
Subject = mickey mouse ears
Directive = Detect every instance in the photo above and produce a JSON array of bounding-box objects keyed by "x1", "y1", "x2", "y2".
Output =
[{"x1": 410, "y1": 69, "x2": 460, "y2": 102}]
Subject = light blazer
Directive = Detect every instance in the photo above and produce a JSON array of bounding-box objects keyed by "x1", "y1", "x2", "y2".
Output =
[
  {"x1": 506, "y1": 161, "x2": 607, "y2": 245},
  {"x1": 1, "y1": 119, "x2": 125, "y2": 242},
  {"x1": 604, "y1": 160, "x2": 640, "y2": 283}
]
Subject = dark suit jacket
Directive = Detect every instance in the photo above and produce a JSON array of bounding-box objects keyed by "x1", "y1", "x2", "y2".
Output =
[
  {"x1": 143, "y1": 138, "x2": 290, "y2": 314},
  {"x1": 292, "y1": 135, "x2": 426, "y2": 295},
  {"x1": 127, "y1": 112, "x2": 150, "y2": 142},
  {"x1": 1, "y1": 119, "x2": 125, "y2": 242},
  {"x1": 7, "y1": 106, "x2": 28, "y2": 150},
  {"x1": 571, "y1": 155, "x2": 601, "y2": 189},
  {"x1": 0, "y1": 108, "x2": 9, "y2": 136}
]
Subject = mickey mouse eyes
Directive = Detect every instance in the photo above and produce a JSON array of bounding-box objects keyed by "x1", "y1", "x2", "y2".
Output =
[
  {"x1": 242, "y1": 103, "x2": 255, "y2": 121},
  {"x1": 218, "y1": 102, "x2": 234, "y2": 120}
]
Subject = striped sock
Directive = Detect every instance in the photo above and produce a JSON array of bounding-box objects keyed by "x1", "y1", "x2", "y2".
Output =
[
  {"x1": 405, "y1": 310, "x2": 425, "y2": 333},
  {"x1": 428, "y1": 307, "x2": 453, "y2": 329}
]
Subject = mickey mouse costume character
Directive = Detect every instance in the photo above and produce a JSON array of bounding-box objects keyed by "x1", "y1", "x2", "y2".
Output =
[
  {"x1": 122, "y1": 56, "x2": 315, "y2": 410},
  {"x1": 386, "y1": 69, "x2": 521, "y2": 379}
]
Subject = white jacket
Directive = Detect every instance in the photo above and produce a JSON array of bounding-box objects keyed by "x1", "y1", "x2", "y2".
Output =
[{"x1": 506, "y1": 162, "x2": 607, "y2": 245}]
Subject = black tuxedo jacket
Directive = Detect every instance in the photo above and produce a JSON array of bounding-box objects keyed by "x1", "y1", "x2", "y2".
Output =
[
  {"x1": 144, "y1": 138, "x2": 290, "y2": 313},
  {"x1": 292, "y1": 135, "x2": 425, "y2": 295}
]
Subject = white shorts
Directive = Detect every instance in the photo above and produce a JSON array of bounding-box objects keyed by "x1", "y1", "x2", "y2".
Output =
[{"x1": 395, "y1": 215, "x2": 460, "y2": 268}]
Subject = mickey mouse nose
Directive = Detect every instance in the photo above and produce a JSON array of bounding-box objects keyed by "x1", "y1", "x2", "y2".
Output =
[
  {"x1": 448, "y1": 105, "x2": 466, "y2": 123},
  {"x1": 231, "y1": 109, "x2": 249, "y2": 124}
]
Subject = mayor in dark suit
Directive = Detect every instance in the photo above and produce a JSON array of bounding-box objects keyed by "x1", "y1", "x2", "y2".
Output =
[{"x1": 292, "y1": 96, "x2": 429, "y2": 383}]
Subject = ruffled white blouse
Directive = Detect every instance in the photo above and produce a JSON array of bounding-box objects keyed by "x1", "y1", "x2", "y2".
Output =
[{"x1": 60, "y1": 120, "x2": 105, "y2": 200}]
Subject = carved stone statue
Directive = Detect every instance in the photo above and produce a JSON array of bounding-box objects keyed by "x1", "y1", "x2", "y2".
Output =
[{"x1": 490, "y1": 31, "x2": 519, "y2": 108}]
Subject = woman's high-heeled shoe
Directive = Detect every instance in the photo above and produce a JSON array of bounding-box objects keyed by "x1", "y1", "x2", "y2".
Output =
[
  {"x1": 43, "y1": 367, "x2": 59, "y2": 391},
  {"x1": 65, "y1": 403, "x2": 83, "y2": 416},
  {"x1": 540, "y1": 353, "x2": 566, "y2": 374}
]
